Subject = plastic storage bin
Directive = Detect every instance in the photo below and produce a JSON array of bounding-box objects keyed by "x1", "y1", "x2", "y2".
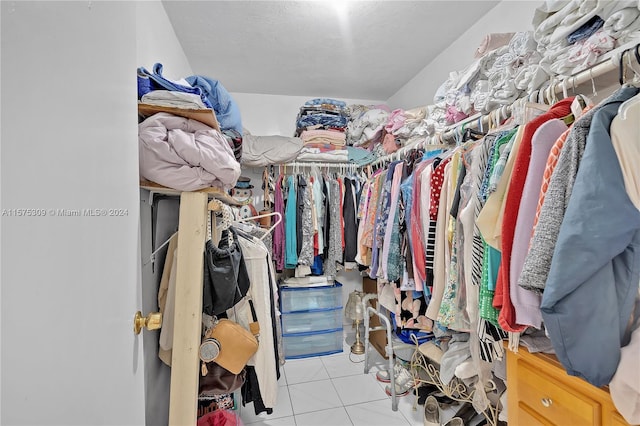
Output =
[
  {"x1": 280, "y1": 282, "x2": 343, "y2": 313},
  {"x1": 280, "y1": 307, "x2": 343, "y2": 334},
  {"x1": 282, "y1": 328, "x2": 343, "y2": 359}
]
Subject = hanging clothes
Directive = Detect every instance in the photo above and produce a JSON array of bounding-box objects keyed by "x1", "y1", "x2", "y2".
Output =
[
  {"x1": 284, "y1": 175, "x2": 298, "y2": 269},
  {"x1": 273, "y1": 175, "x2": 286, "y2": 273},
  {"x1": 343, "y1": 177, "x2": 358, "y2": 266},
  {"x1": 541, "y1": 86, "x2": 640, "y2": 387}
]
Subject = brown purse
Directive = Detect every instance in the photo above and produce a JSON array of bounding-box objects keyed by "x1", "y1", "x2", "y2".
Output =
[
  {"x1": 199, "y1": 362, "x2": 247, "y2": 394},
  {"x1": 200, "y1": 298, "x2": 260, "y2": 375},
  {"x1": 208, "y1": 318, "x2": 258, "y2": 374}
]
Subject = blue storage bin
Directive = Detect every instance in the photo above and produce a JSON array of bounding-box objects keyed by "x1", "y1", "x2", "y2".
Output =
[
  {"x1": 282, "y1": 328, "x2": 343, "y2": 359},
  {"x1": 280, "y1": 282, "x2": 343, "y2": 313},
  {"x1": 280, "y1": 307, "x2": 343, "y2": 334}
]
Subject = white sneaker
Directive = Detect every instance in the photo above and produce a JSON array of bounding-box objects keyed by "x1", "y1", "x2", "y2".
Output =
[
  {"x1": 384, "y1": 364, "x2": 414, "y2": 397},
  {"x1": 375, "y1": 361, "x2": 406, "y2": 383}
]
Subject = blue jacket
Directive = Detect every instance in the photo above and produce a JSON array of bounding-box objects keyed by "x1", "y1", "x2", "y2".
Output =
[
  {"x1": 186, "y1": 75, "x2": 243, "y2": 135},
  {"x1": 137, "y1": 63, "x2": 212, "y2": 109},
  {"x1": 542, "y1": 86, "x2": 640, "y2": 387}
]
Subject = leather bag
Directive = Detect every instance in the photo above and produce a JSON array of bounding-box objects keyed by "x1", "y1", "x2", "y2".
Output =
[
  {"x1": 208, "y1": 318, "x2": 258, "y2": 374},
  {"x1": 199, "y1": 362, "x2": 246, "y2": 394}
]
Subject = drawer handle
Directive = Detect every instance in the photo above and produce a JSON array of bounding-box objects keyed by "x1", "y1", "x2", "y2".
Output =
[{"x1": 541, "y1": 398, "x2": 553, "y2": 408}]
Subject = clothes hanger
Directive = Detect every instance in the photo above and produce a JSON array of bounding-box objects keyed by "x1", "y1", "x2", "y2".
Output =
[
  {"x1": 618, "y1": 43, "x2": 640, "y2": 120},
  {"x1": 208, "y1": 198, "x2": 232, "y2": 245},
  {"x1": 234, "y1": 211, "x2": 282, "y2": 242},
  {"x1": 144, "y1": 230, "x2": 177, "y2": 267}
]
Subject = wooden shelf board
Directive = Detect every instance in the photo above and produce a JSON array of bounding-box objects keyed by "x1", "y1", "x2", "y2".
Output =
[
  {"x1": 139, "y1": 179, "x2": 241, "y2": 206},
  {"x1": 138, "y1": 102, "x2": 220, "y2": 131}
]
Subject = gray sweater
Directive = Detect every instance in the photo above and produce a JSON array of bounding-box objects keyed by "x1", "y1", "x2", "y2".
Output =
[{"x1": 517, "y1": 101, "x2": 600, "y2": 294}]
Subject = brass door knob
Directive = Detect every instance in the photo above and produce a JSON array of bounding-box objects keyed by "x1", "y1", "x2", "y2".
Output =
[{"x1": 133, "y1": 311, "x2": 162, "y2": 335}]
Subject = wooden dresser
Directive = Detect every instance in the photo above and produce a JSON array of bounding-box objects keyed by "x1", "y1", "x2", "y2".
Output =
[{"x1": 506, "y1": 346, "x2": 635, "y2": 426}]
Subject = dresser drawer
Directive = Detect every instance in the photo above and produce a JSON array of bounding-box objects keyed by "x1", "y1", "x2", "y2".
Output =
[
  {"x1": 281, "y1": 307, "x2": 343, "y2": 334},
  {"x1": 517, "y1": 358, "x2": 601, "y2": 425},
  {"x1": 280, "y1": 283, "x2": 342, "y2": 313},
  {"x1": 282, "y1": 328, "x2": 343, "y2": 359},
  {"x1": 518, "y1": 403, "x2": 554, "y2": 426}
]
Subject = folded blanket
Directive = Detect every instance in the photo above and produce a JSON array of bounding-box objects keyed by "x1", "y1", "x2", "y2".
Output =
[
  {"x1": 509, "y1": 31, "x2": 540, "y2": 61},
  {"x1": 479, "y1": 46, "x2": 509, "y2": 78},
  {"x1": 514, "y1": 64, "x2": 551, "y2": 93},
  {"x1": 137, "y1": 63, "x2": 212, "y2": 108},
  {"x1": 139, "y1": 112, "x2": 240, "y2": 191},
  {"x1": 475, "y1": 33, "x2": 516, "y2": 58},
  {"x1": 385, "y1": 109, "x2": 407, "y2": 134},
  {"x1": 241, "y1": 134, "x2": 303, "y2": 167},
  {"x1": 300, "y1": 129, "x2": 346, "y2": 146},
  {"x1": 534, "y1": 0, "x2": 602, "y2": 47},
  {"x1": 141, "y1": 91, "x2": 207, "y2": 109},
  {"x1": 486, "y1": 69, "x2": 521, "y2": 110},
  {"x1": 348, "y1": 108, "x2": 389, "y2": 146},
  {"x1": 186, "y1": 74, "x2": 243, "y2": 134},
  {"x1": 604, "y1": 7, "x2": 640, "y2": 39},
  {"x1": 346, "y1": 146, "x2": 377, "y2": 166},
  {"x1": 296, "y1": 150, "x2": 349, "y2": 163},
  {"x1": 568, "y1": 29, "x2": 616, "y2": 73},
  {"x1": 301, "y1": 142, "x2": 346, "y2": 151},
  {"x1": 297, "y1": 113, "x2": 348, "y2": 130}
]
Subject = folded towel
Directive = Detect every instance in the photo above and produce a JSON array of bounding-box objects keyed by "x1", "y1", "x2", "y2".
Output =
[
  {"x1": 346, "y1": 146, "x2": 377, "y2": 166},
  {"x1": 603, "y1": 7, "x2": 640, "y2": 39},
  {"x1": 514, "y1": 64, "x2": 551, "y2": 93},
  {"x1": 296, "y1": 150, "x2": 349, "y2": 163},
  {"x1": 385, "y1": 109, "x2": 407, "y2": 134},
  {"x1": 348, "y1": 108, "x2": 389, "y2": 147},
  {"x1": 141, "y1": 91, "x2": 207, "y2": 109},
  {"x1": 568, "y1": 29, "x2": 616, "y2": 73},
  {"x1": 300, "y1": 129, "x2": 346, "y2": 146},
  {"x1": 475, "y1": 33, "x2": 516, "y2": 58}
]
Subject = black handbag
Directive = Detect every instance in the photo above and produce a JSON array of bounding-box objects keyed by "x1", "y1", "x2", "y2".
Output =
[{"x1": 203, "y1": 228, "x2": 250, "y2": 316}]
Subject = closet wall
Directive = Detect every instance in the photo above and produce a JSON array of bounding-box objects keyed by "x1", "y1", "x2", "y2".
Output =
[
  {"x1": 136, "y1": 1, "x2": 193, "y2": 76},
  {"x1": 232, "y1": 92, "x2": 384, "y2": 135},
  {"x1": 388, "y1": 0, "x2": 541, "y2": 109}
]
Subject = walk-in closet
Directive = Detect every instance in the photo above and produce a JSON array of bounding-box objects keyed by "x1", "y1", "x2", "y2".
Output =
[{"x1": 2, "y1": 1, "x2": 640, "y2": 426}]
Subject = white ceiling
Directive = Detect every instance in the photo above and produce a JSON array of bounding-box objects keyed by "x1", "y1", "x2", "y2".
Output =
[{"x1": 162, "y1": 1, "x2": 500, "y2": 101}]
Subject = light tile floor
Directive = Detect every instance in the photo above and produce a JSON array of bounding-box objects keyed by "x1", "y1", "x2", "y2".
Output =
[{"x1": 237, "y1": 330, "x2": 474, "y2": 426}]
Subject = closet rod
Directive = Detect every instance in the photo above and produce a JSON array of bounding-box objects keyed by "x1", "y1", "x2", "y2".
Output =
[
  {"x1": 436, "y1": 50, "x2": 625, "y2": 144},
  {"x1": 278, "y1": 161, "x2": 357, "y2": 170}
]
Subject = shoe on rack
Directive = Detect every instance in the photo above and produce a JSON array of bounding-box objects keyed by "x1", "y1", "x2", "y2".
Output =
[
  {"x1": 443, "y1": 417, "x2": 463, "y2": 426},
  {"x1": 384, "y1": 365, "x2": 414, "y2": 397},
  {"x1": 453, "y1": 402, "x2": 482, "y2": 425},
  {"x1": 375, "y1": 360, "x2": 407, "y2": 383},
  {"x1": 415, "y1": 383, "x2": 440, "y2": 405},
  {"x1": 423, "y1": 395, "x2": 440, "y2": 426},
  {"x1": 431, "y1": 392, "x2": 457, "y2": 408}
]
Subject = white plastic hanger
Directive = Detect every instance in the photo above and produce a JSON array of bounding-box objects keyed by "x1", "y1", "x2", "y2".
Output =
[
  {"x1": 618, "y1": 45, "x2": 640, "y2": 119},
  {"x1": 235, "y1": 211, "x2": 282, "y2": 241}
]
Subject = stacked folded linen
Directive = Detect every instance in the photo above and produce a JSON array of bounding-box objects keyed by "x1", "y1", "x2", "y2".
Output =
[
  {"x1": 347, "y1": 108, "x2": 390, "y2": 147},
  {"x1": 140, "y1": 91, "x2": 207, "y2": 109},
  {"x1": 241, "y1": 133, "x2": 303, "y2": 167},
  {"x1": 295, "y1": 98, "x2": 349, "y2": 137},
  {"x1": 475, "y1": 32, "x2": 516, "y2": 58},
  {"x1": 535, "y1": 0, "x2": 640, "y2": 77},
  {"x1": 300, "y1": 129, "x2": 346, "y2": 146},
  {"x1": 296, "y1": 149, "x2": 349, "y2": 163},
  {"x1": 604, "y1": 7, "x2": 640, "y2": 40}
]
